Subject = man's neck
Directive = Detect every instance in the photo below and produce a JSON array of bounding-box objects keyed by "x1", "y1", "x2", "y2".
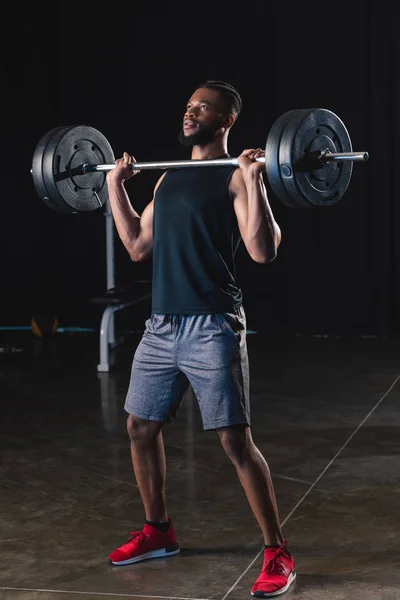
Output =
[{"x1": 191, "y1": 142, "x2": 228, "y2": 161}]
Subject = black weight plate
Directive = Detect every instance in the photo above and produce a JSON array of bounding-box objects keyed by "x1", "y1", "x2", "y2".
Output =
[
  {"x1": 265, "y1": 109, "x2": 311, "y2": 209},
  {"x1": 31, "y1": 126, "x2": 76, "y2": 214},
  {"x1": 279, "y1": 108, "x2": 353, "y2": 208},
  {"x1": 42, "y1": 125, "x2": 115, "y2": 213}
]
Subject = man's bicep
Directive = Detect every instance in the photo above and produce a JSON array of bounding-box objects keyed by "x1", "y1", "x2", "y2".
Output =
[
  {"x1": 231, "y1": 171, "x2": 249, "y2": 242},
  {"x1": 135, "y1": 173, "x2": 166, "y2": 260},
  {"x1": 134, "y1": 199, "x2": 154, "y2": 260}
]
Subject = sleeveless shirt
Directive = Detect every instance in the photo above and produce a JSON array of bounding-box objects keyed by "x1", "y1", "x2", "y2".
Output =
[{"x1": 151, "y1": 161, "x2": 243, "y2": 314}]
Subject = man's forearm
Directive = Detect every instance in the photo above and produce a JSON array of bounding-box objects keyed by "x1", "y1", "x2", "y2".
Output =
[
  {"x1": 107, "y1": 179, "x2": 141, "y2": 256},
  {"x1": 244, "y1": 173, "x2": 281, "y2": 264}
]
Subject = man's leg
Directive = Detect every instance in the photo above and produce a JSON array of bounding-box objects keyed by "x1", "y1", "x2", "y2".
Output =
[
  {"x1": 216, "y1": 424, "x2": 283, "y2": 545},
  {"x1": 178, "y1": 308, "x2": 295, "y2": 595},
  {"x1": 217, "y1": 425, "x2": 296, "y2": 597},
  {"x1": 107, "y1": 415, "x2": 180, "y2": 566},
  {"x1": 122, "y1": 314, "x2": 190, "y2": 522},
  {"x1": 107, "y1": 314, "x2": 189, "y2": 566},
  {"x1": 127, "y1": 415, "x2": 168, "y2": 523}
]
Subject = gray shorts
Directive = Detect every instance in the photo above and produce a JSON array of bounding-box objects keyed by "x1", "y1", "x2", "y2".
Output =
[{"x1": 124, "y1": 306, "x2": 250, "y2": 430}]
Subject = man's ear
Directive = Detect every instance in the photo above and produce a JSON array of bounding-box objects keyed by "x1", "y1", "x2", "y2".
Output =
[{"x1": 224, "y1": 113, "x2": 236, "y2": 129}]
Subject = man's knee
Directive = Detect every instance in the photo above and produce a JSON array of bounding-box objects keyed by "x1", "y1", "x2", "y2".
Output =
[
  {"x1": 217, "y1": 424, "x2": 253, "y2": 464},
  {"x1": 127, "y1": 414, "x2": 163, "y2": 447}
]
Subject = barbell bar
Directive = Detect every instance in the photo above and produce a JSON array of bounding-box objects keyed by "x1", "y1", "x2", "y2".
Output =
[
  {"x1": 83, "y1": 151, "x2": 368, "y2": 173},
  {"x1": 31, "y1": 107, "x2": 369, "y2": 214}
]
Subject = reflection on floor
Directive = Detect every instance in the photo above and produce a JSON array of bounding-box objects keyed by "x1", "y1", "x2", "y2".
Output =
[{"x1": 1, "y1": 329, "x2": 399, "y2": 599}]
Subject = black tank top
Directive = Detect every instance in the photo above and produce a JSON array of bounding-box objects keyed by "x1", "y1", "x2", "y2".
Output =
[{"x1": 151, "y1": 161, "x2": 243, "y2": 314}]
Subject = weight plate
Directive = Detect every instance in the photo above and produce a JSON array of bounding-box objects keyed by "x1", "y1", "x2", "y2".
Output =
[
  {"x1": 279, "y1": 108, "x2": 353, "y2": 208},
  {"x1": 43, "y1": 125, "x2": 115, "y2": 213},
  {"x1": 31, "y1": 126, "x2": 75, "y2": 214},
  {"x1": 33, "y1": 125, "x2": 115, "y2": 213},
  {"x1": 265, "y1": 109, "x2": 311, "y2": 209}
]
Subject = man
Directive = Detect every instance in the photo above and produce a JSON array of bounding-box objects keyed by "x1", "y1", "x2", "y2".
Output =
[{"x1": 105, "y1": 80, "x2": 296, "y2": 598}]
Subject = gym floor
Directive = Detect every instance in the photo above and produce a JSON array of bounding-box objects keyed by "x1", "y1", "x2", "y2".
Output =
[{"x1": 0, "y1": 323, "x2": 399, "y2": 600}]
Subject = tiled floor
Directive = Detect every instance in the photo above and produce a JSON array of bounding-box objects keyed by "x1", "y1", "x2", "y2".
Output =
[{"x1": 1, "y1": 327, "x2": 399, "y2": 599}]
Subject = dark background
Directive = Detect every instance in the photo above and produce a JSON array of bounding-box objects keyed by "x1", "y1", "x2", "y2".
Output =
[{"x1": 3, "y1": 1, "x2": 398, "y2": 337}]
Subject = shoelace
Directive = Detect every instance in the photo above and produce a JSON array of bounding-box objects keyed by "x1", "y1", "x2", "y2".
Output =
[
  {"x1": 264, "y1": 546, "x2": 290, "y2": 575},
  {"x1": 121, "y1": 531, "x2": 148, "y2": 550}
]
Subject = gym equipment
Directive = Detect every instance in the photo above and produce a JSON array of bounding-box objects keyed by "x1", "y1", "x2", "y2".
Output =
[
  {"x1": 31, "y1": 125, "x2": 115, "y2": 214},
  {"x1": 31, "y1": 108, "x2": 369, "y2": 213},
  {"x1": 90, "y1": 282, "x2": 152, "y2": 372},
  {"x1": 29, "y1": 107, "x2": 369, "y2": 370},
  {"x1": 31, "y1": 314, "x2": 59, "y2": 338}
]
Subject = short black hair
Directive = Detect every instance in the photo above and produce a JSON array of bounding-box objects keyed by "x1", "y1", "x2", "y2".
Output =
[{"x1": 196, "y1": 80, "x2": 242, "y2": 119}]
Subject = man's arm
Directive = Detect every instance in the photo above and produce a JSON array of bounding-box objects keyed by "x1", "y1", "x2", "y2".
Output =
[
  {"x1": 230, "y1": 148, "x2": 281, "y2": 264},
  {"x1": 106, "y1": 152, "x2": 165, "y2": 262}
]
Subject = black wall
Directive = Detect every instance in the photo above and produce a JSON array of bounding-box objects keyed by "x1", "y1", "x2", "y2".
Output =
[{"x1": 3, "y1": 1, "x2": 399, "y2": 336}]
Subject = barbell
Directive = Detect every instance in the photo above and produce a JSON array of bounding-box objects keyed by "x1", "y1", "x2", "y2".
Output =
[{"x1": 31, "y1": 107, "x2": 369, "y2": 214}]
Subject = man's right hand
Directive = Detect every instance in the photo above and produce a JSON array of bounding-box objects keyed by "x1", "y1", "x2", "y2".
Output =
[{"x1": 106, "y1": 152, "x2": 141, "y2": 184}]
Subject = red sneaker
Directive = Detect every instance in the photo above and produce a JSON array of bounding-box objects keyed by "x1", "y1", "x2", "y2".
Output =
[
  {"x1": 251, "y1": 541, "x2": 296, "y2": 597},
  {"x1": 107, "y1": 519, "x2": 180, "y2": 566}
]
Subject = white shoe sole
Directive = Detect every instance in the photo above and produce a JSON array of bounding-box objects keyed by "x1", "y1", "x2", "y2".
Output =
[
  {"x1": 108, "y1": 547, "x2": 180, "y2": 566},
  {"x1": 251, "y1": 570, "x2": 296, "y2": 597}
]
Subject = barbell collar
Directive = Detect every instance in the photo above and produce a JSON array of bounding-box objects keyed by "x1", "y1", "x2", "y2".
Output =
[{"x1": 81, "y1": 151, "x2": 368, "y2": 174}]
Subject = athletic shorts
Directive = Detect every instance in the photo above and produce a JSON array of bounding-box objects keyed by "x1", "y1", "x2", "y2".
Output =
[{"x1": 124, "y1": 306, "x2": 250, "y2": 430}]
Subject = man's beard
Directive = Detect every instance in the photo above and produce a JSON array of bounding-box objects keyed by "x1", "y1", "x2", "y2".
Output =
[{"x1": 178, "y1": 121, "x2": 222, "y2": 147}]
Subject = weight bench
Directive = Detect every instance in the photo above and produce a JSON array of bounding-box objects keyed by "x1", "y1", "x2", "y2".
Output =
[{"x1": 90, "y1": 281, "x2": 152, "y2": 372}]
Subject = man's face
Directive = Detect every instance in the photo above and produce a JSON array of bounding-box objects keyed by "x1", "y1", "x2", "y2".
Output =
[{"x1": 178, "y1": 87, "x2": 227, "y2": 147}]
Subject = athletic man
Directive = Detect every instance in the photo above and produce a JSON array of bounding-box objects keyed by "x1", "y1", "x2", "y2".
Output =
[{"x1": 105, "y1": 80, "x2": 296, "y2": 597}]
